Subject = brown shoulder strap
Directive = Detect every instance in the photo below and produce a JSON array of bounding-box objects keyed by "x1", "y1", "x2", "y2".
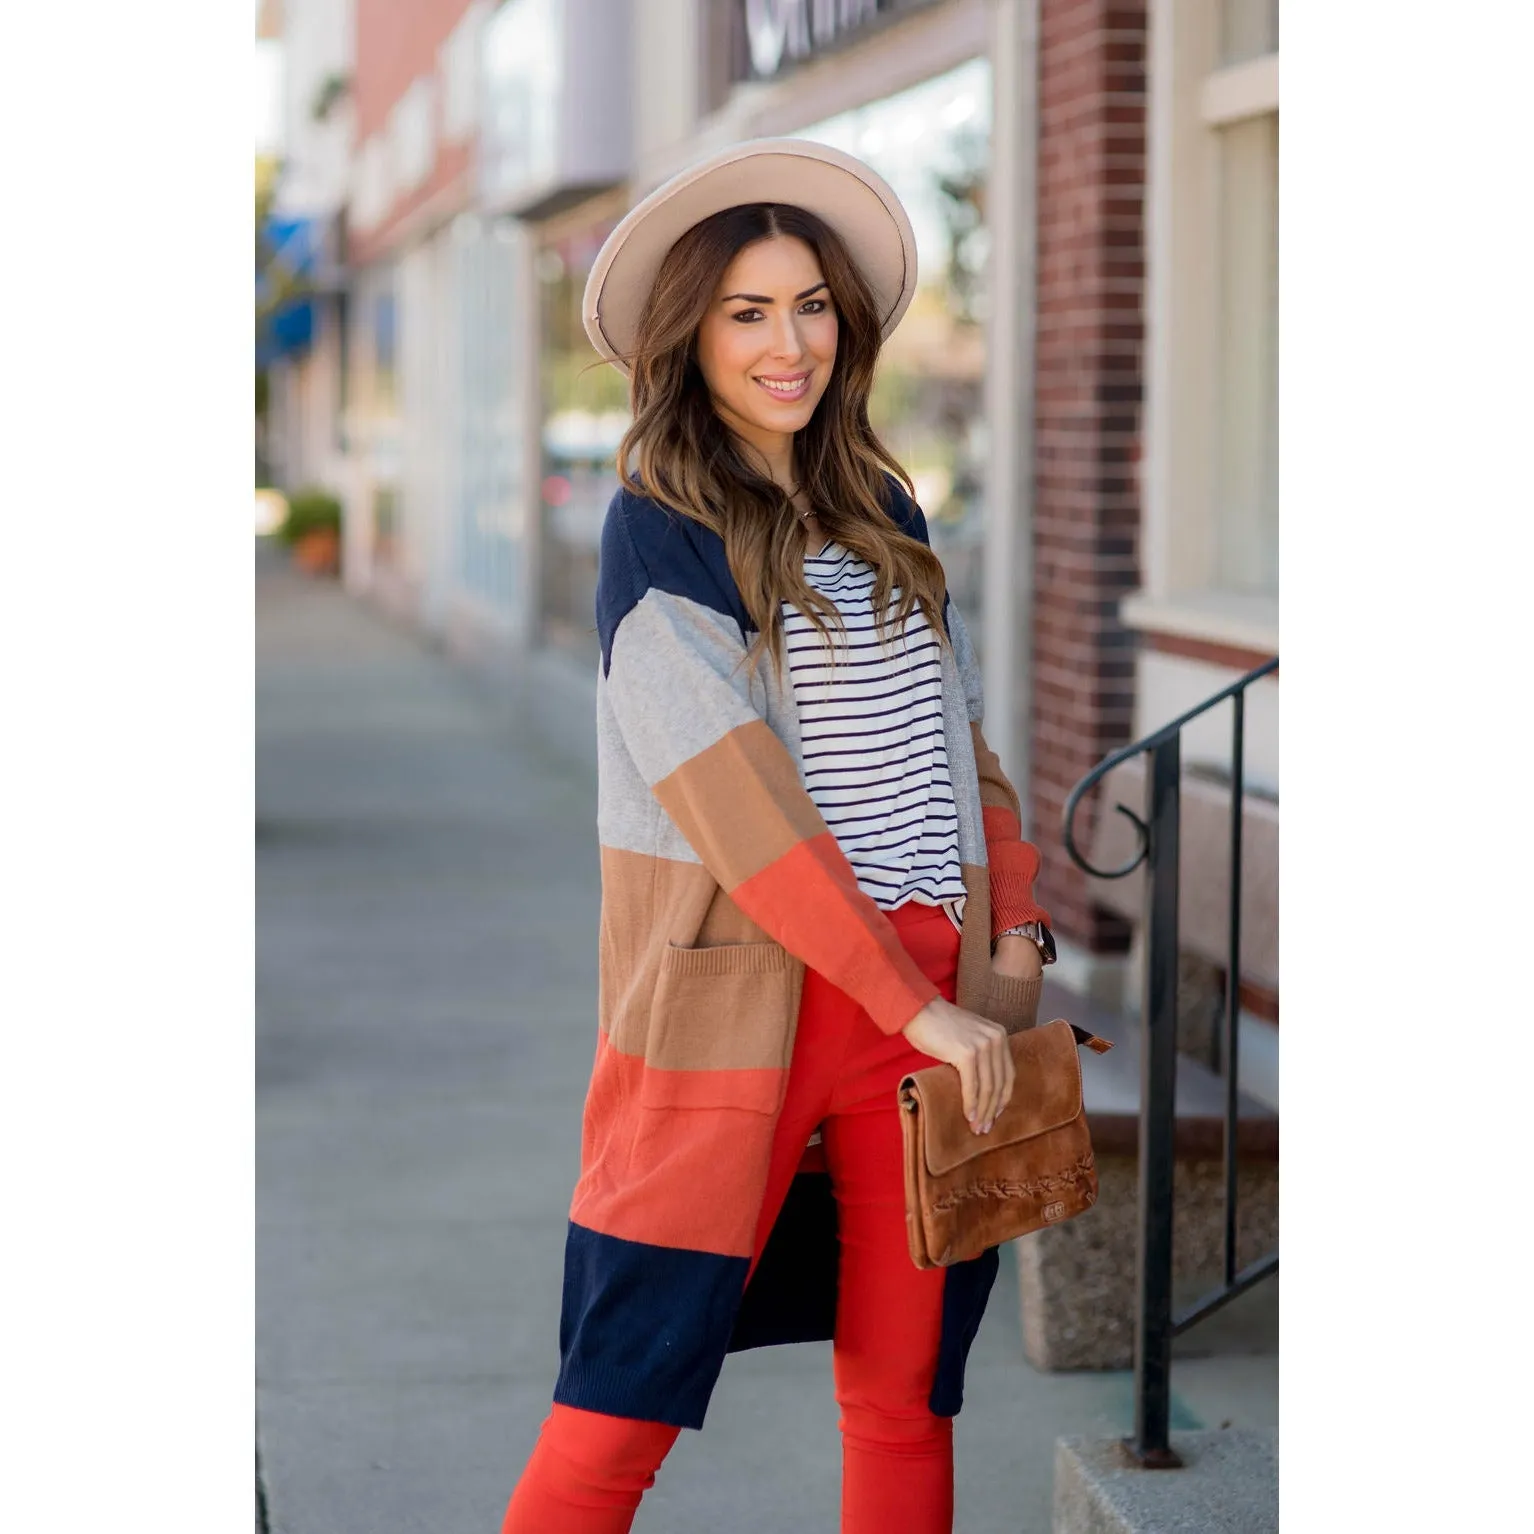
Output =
[{"x1": 1070, "y1": 1024, "x2": 1114, "y2": 1054}]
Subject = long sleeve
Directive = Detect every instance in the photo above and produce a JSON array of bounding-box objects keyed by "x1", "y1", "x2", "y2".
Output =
[
  {"x1": 877, "y1": 472, "x2": 1051, "y2": 936},
  {"x1": 943, "y1": 593, "x2": 1052, "y2": 936},
  {"x1": 597, "y1": 492, "x2": 940, "y2": 1034}
]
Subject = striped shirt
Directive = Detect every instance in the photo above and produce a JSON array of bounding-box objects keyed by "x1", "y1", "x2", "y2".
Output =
[{"x1": 782, "y1": 540, "x2": 968, "y2": 918}]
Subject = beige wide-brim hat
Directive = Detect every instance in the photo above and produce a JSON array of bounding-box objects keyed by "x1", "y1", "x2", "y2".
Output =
[{"x1": 583, "y1": 138, "x2": 919, "y2": 377}]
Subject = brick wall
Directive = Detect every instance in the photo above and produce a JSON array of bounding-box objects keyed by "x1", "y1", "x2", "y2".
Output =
[
  {"x1": 350, "y1": 0, "x2": 475, "y2": 267},
  {"x1": 1031, "y1": 0, "x2": 1146, "y2": 950}
]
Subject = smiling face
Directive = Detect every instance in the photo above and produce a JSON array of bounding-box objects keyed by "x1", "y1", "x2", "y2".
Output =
[{"x1": 693, "y1": 234, "x2": 839, "y2": 473}]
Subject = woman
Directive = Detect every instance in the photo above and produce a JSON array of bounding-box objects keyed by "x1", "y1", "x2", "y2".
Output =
[{"x1": 502, "y1": 139, "x2": 1056, "y2": 1534}]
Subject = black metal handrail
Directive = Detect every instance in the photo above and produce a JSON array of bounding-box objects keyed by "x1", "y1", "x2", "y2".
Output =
[{"x1": 1062, "y1": 656, "x2": 1279, "y2": 1468}]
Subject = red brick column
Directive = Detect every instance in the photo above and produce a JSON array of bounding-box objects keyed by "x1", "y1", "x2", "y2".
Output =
[
  {"x1": 350, "y1": 0, "x2": 476, "y2": 269},
  {"x1": 1031, "y1": 0, "x2": 1146, "y2": 951}
]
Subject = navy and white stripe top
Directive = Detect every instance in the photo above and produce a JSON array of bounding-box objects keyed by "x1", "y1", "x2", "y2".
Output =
[{"x1": 782, "y1": 540, "x2": 968, "y2": 915}]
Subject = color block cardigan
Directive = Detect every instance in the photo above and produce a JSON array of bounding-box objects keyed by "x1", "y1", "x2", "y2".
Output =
[{"x1": 554, "y1": 475, "x2": 1051, "y2": 1432}]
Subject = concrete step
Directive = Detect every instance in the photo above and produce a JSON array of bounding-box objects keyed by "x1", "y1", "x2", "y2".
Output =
[{"x1": 1053, "y1": 1429, "x2": 1277, "y2": 1533}]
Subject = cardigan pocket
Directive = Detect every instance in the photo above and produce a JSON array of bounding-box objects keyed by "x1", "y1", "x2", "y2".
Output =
[
  {"x1": 639, "y1": 939, "x2": 802, "y2": 1114},
  {"x1": 984, "y1": 971, "x2": 1043, "y2": 1036}
]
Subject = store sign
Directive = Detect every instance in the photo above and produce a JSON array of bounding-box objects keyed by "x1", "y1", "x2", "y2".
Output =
[{"x1": 742, "y1": 0, "x2": 944, "y2": 78}]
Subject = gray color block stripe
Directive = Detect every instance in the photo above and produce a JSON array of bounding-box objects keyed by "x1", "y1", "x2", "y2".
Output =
[
  {"x1": 596, "y1": 582, "x2": 989, "y2": 871},
  {"x1": 945, "y1": 596, "x2": 987, "y2": 726},
  {"x1": 604, "y1": 587, "x2": 767, "y2": 787},
  {"x1": 595, "y1": 669, "x2": 702, "y2": 864},
  {"x1": 939, "y1": 635, "x2": 986, "y2": 866}
]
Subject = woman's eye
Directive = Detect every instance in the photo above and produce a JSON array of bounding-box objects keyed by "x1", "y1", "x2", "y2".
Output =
[{"x1": 729, "y1": 300, "x2": 828, "y2": 322}]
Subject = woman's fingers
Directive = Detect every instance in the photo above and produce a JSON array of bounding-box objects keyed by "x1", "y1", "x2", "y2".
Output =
[
  {"x1": 987, "y1": 1029, "x2": 1006, "y2": 1129},
  {"x1": 976, "y1": 1037, "x2": 997, "y2": 1131},
  {"x1": 903, "y1": 999, "x2": 1018, "y2": 1134},
  {"x1": 982, "y1": 1025, "x2": 1013, "y2": 1132},
  {"x1": 957, "y1": 1049, "x2": 979, "y2": 1126}
]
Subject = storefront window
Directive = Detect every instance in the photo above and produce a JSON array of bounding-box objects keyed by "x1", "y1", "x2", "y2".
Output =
[
  {"x1": 349, "y1": 265, "x2": 403, "y2": 571},
  {"x1": 373, "y1": 289, "x2": 398, "y2": 413},
  {"x1": 456, "y1": 217, "x2": 526, "y2": 617},
  {"x1": 792, "y1": 56, "x2": 994, "y2": 632},
  {"x1": 536, "y1": 215, "x2": 628, "y2": 662},
  {"x1": 534, "y1": 57, "x2": 992, "y2": 658}
]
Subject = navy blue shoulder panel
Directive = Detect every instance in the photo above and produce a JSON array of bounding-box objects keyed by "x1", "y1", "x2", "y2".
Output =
[
  {"x1": 597, "y1": 477, "x2": 952, "y2": 673},
  {"x1": 595, "y1": 487, "x2": 754, "y2": 676},
  {"x1": 879, "y1": 471, "x2": 953, "y2": 638},
  {"x1": 879, "y1": 470, "x2": 928, "y2": 544}
]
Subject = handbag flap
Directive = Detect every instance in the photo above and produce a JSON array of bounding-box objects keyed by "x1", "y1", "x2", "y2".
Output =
[{"x1": 901, "y1": 1018, "x2": 1085, "y2": 1178}]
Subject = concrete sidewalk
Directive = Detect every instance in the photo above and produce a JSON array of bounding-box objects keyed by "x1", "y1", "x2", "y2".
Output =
[{"x1": 255, "y1": 541, "x2": 1276, "y2": 1534}]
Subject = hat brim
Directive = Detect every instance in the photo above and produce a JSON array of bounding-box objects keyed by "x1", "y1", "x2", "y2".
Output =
[{"x1": 583, "y1": 138, "x2": 919, "y2": 377}]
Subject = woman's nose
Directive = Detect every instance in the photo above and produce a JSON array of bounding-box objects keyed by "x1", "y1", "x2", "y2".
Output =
[{"x1": 767, "y1": 314, "x2": 805, "y2": 361}]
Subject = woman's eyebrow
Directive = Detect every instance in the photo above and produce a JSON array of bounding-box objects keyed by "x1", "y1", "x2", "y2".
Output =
[{"x1": 719, "y1": 281, "x2": 829, "y2": 304}]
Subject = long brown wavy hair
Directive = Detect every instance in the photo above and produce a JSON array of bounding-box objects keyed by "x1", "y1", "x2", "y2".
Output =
[{"x1": 613, "y1": 201, "x2": 951, "y2": 682}]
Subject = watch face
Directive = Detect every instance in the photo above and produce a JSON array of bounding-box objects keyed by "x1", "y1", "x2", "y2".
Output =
[{"x1": 1040, "y1": 925, "x2": 1058, "y2": 964}]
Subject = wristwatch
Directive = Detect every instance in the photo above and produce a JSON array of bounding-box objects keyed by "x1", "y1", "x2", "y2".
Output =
[{"x1": 992, "y1": 921, "x2": 1057, "y2": 964}]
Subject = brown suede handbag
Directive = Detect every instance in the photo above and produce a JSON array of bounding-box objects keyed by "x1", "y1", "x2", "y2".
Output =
[{"x1": 898, "y1": 1018, "x2": 1113, "y2": 1270}]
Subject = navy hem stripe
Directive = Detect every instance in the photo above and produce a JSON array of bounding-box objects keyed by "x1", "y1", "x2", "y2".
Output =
[{"x1": 556, "y1": 1221, "x2": 749, "y2": 1433}]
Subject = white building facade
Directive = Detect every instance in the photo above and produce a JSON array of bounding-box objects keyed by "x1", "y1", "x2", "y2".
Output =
[{"x1": 263, "y1": 0, "x2": 355, "y2": 501}]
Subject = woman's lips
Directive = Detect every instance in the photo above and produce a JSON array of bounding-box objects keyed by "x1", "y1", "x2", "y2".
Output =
[{"x1": 754, "y1": 372, "x2": 812, "y2": 402}]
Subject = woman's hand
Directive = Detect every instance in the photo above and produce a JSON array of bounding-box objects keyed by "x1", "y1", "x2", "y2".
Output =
[{"x1": 901, "y1": 998, "x2": 1015, "y2": 1135}]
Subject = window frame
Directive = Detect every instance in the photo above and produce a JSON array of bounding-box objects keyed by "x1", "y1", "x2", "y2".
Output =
[{"x1": 1133, "y1": 0, "x2": 1279, "y2": 652}]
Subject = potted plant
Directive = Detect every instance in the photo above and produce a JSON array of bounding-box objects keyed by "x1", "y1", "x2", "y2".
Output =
[
  {"x1": 280, "y1": 488, "x2": 343, "y2": 576},
  {"x1": 310, "y1": 70, "x2": 350, "y2": 123}
]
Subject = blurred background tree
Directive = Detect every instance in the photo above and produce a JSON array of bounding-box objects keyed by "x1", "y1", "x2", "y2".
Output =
[{"x1": 932, "y1": 124, "x2": 989, "y2": 329}]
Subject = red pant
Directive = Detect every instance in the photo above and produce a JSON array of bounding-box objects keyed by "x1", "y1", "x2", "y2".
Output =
[{"x1": 503, "y1": 899, "x2": 962, "y2": 1534}]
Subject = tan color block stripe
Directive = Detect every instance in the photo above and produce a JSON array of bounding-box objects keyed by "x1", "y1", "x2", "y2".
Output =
[
  {"x1": 970, "y1": 721, "x2": 1022, "y2": 818},
  {"x1": 954, "y1": 862, "x2": 1043, "y2": 1034},
  {"x1": 639, "y1": 1060, "x2": 789, "y2": 1114},
  {"x1": 954, "y1": 862, "x2": 994, "y2": 1018},
  {"x1": 643, "y1": 935, "x2": 803, "y2": 1074},
  {"x1": 654, "y1": 719, "x2": 828, "y2": 890},
  {"x1": 597, "y1": 843, "x2": 806, "y2": 1074},
  {"x1": 597, "y1": 847, "x2": 718, "y2": 1049}
]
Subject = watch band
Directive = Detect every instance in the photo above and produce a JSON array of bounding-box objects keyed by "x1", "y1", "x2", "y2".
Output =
[{"x1": 992, "y1": 921, "x2": 1055, "y2": 962}]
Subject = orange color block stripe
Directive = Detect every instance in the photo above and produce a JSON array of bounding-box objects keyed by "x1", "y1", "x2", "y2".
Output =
[
  {"x1": 571, "y1": 1034, "x2": 778, "y2": 1259},
  {"x1": 981, "y1": 804, "x2": 1051, "y2": 934},
  {"x1": 729, "y1": 831, "x2": 940, "y2": 1035},
  {"x1": 981, "y1": 803, "x2": 1027, "y2": 846}
]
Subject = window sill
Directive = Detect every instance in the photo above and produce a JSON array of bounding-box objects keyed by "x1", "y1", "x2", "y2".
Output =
[{"x1": 1121, "y1": 590, "x2": 1279, "y2": 665}]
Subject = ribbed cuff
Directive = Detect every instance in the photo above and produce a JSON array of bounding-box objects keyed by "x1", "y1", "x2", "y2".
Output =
[{"x1": 988, "y1": 841, "x2": 1050, "y2": 938}]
